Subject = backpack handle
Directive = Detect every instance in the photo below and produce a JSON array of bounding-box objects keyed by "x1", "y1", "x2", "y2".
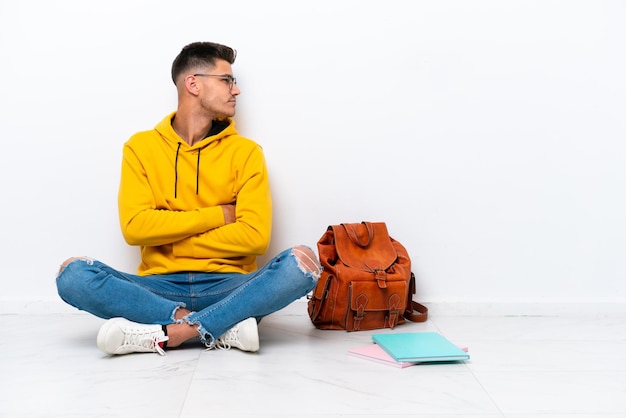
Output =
[{"x1": 342, "y1": 222, "x2": 374, "y2": 248}]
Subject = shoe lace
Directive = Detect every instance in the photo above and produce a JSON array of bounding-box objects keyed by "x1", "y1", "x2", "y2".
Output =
[
  {"x1": 207, "y1": 325, "x2": 239, "y2": 351},
  {"x1": 123, "y1": 326, "x2": 168, "y2": 356}
]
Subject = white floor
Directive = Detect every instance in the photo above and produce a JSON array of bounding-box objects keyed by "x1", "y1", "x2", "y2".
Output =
[{"x1": 1, "y1": 302, "x2": 625, "y2": 418}]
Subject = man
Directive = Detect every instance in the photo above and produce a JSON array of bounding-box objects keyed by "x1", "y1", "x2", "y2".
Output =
[{"x1": 56, "y1": 42, "x2": 321, "y2": 355}]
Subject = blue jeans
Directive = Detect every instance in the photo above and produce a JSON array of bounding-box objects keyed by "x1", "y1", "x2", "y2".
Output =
[{"x1": 56, "y1": 247, "x2": 319, "y2": 345}]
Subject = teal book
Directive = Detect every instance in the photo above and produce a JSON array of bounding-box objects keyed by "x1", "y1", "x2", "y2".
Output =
[{"x1": 372, "y1": 332, "x2": 470, "y2": 363}]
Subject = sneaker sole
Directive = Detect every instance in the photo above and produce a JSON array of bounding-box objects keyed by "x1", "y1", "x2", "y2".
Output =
[
  {"x1": 96, "y1": 317, "x2": 126, "y2": 354},
  {"x1": 238, "y1": 317, "x2": 260, "y2": 352}
]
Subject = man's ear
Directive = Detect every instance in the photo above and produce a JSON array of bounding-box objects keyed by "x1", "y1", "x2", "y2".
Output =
[{"x1": 184, "y1": 75, "x2": 200, "y2": 96}]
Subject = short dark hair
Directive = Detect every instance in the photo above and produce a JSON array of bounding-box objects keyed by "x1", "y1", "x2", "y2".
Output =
[{"x1": 171, "y1": 42, "x2": 237, "y2": 85}]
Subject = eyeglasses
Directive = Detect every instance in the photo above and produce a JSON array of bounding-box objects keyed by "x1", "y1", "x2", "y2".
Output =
[{"x1": 193, "y1": 74, "x2": 237, "y2": 90}]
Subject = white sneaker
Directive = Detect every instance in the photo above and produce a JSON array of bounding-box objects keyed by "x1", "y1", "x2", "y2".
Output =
[
  {"x1": 214, "y1": 317, "x2": 259, "y2": 352},
  {"x1": 97, "y1": 318, "x2": 168, "y2": 356}
]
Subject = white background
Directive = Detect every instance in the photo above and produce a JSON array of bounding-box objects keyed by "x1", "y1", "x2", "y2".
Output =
[{"x1": 1, "y1": 0, "x2": 624, "y2": 312}]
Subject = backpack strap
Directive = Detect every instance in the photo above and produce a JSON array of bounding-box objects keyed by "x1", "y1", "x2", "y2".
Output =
[
  {"x1": 404, "y1": 301, "x2": 429, "y2": 322},
  {"x1": 404, "y1": 272, "x2": 428, "y2": 322},
  {"x1": 307, "y1": 274, "x2": 333, "y2": 322}
]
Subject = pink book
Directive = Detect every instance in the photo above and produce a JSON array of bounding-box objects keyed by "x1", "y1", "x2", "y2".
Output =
[
  {"x1": 348, "y1": 343, "x2": 469, "y2": 368},
  {"x1": 348, "y1": 344, "x2": 417, "y2": 368}
]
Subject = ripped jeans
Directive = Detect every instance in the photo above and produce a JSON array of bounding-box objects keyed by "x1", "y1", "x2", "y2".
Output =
[{"x1": 56, "y1": 246, "x2": 320, "y2": 346}]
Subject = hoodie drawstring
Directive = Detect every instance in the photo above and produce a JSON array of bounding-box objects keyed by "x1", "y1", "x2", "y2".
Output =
[
  {"x1": 174, "y1": 142, "x2": 182, "y2": 198},
  {"x1": 196, "y1": 149, "x2": 201, "y2": 195},
  {"x1": 174, "y1": 142, "x2": 204, "y2": 198}
]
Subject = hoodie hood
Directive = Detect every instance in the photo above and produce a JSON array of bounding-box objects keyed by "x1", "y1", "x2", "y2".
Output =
[{"x1": 155, "y1": 111, "x2": 238, "y2": 149}]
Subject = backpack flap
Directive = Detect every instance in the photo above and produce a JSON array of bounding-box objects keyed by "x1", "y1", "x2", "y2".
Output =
[{"x1": 333, "y1": 222, "x2": 398, "y2": 287}]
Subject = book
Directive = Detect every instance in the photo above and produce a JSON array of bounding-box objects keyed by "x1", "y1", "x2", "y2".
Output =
[
  {"x1": 372, "y1": 332, "x2": 470, "y2": 363},
  {"x1": 348, "y1": 344, "x2": 418, "y2": 368}
]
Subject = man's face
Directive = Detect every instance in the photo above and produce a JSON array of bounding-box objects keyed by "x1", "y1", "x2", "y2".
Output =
[{"x1": 194, "y1": 59, "x2": 240, "y2": 119}]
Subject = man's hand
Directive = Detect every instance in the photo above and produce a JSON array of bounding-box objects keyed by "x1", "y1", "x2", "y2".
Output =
[{"x1": 221, "y1": 204, "x2": 236, "y2": 224}]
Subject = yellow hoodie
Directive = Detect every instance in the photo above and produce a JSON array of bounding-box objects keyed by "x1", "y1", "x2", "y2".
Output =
[{"x1": 118, "y1": 112, "x2": 272, "y2": 275}]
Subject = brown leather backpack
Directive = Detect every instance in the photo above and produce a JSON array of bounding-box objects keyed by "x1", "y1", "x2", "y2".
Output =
[{"x1": 307, "y1": 222, "x2": 428, "y2": 331}]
